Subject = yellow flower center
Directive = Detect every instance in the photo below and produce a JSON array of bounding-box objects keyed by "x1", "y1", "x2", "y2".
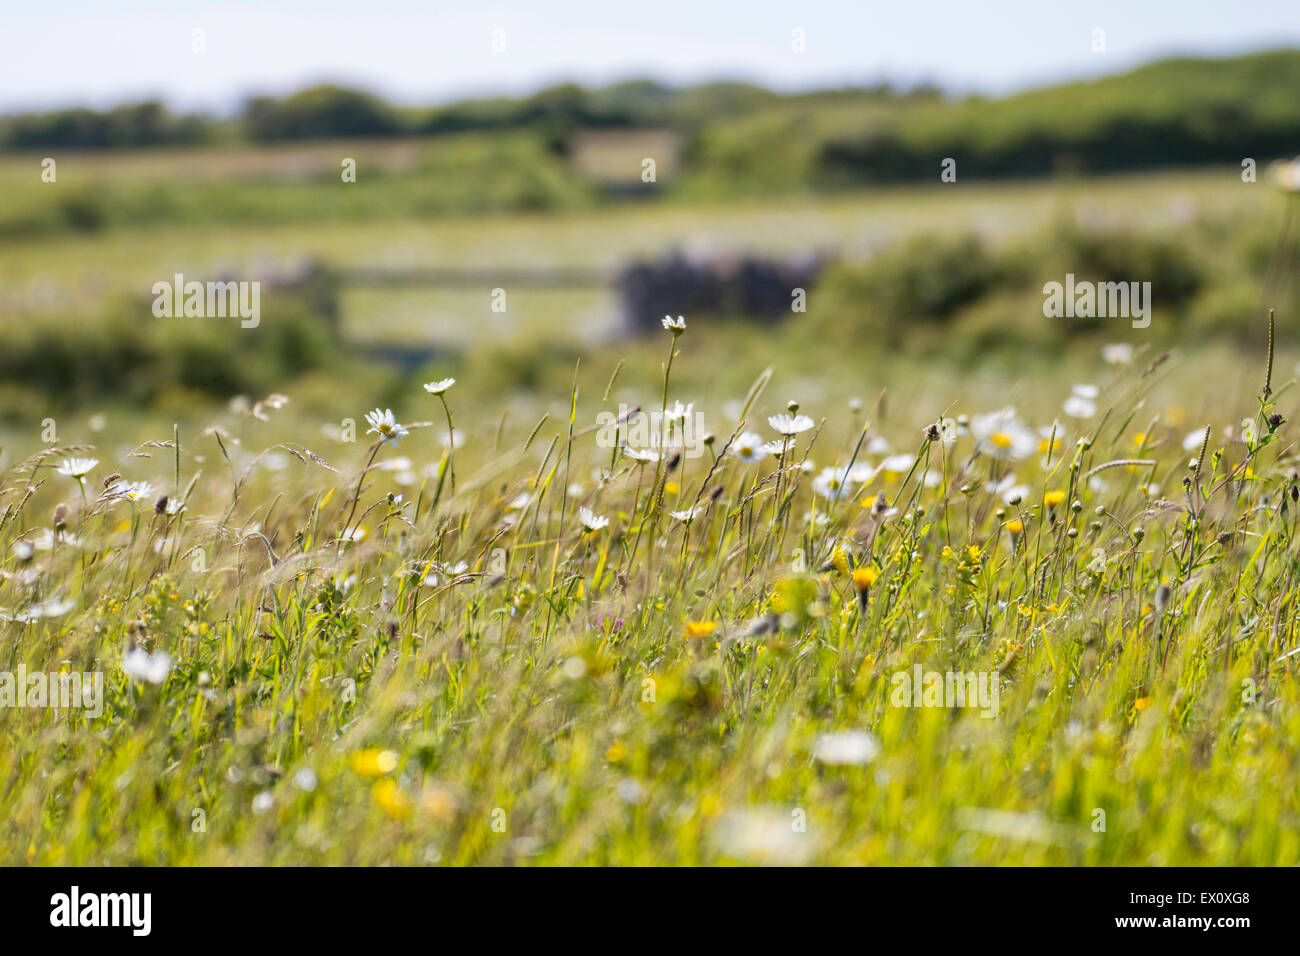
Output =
[{"x1": 851, "y1": 567, "x2": 879, "y2": 591}]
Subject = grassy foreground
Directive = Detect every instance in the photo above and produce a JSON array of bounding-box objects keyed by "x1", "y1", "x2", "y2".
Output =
[{"x1": 1, "y1": 318, "x2": 1298, "y2": 866}]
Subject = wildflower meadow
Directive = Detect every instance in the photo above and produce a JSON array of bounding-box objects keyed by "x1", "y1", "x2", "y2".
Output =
[
  {"x1": 3, "y1": 4, "x2": 1300, "y2": 882},
  {"x1": 3, "y1": 306, "x2": 1299, "y2": 866}
]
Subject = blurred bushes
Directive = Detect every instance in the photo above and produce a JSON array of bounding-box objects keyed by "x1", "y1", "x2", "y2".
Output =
[
  {"x1": 244, "y1": 86, "x2": 404, "y2": 141},
  {"x1": 0, "y1": 287, "x2": 339, "y2": 416},
  {"x1": 809, "y1": 235, "x2": 1018, "y2": 348},
  {"x1": 804, "y1": 215, "x2": 1288, "y2": 357},
  {"x1": 0, "y1": 101, "x2": 211, "y2": 151},
  {"x1": 813, "y1": 51, "x2": 1300, "y2": 185}
]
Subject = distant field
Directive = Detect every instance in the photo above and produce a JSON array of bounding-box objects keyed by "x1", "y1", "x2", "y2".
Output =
[{"x1": 0, "y1": 159, "x2": 1273, "y2": 349}]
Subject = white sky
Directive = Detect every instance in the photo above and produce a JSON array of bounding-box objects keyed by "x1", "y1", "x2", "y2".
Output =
[{"x1": 3, "y1": 1, "x2": 1300, "y2": 113}]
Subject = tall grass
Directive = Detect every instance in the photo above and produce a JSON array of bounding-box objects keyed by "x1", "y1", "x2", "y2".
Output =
[{"x1": 2, "y1": 321, "x2": 1297, "y2": 864}]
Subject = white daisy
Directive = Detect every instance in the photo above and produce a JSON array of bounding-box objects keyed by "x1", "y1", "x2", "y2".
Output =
[
  {"x1": 664, "y1": 401, "x2": 694, "y2": 424},
  {"x1": 1063, "y1": 394, "x2": 1096, "y2": 418},
  {"x1": 365, "y1": 408, "x2": 409, "y2": 447},
  {"x1": 123, "y1": 647, "x2": 172, "y2": 684},
  {"x1": 985, "y1": 474, "x2": 1020, "y2": 498},
  {"x1": 118, "y1": 480, "x2": 155, "y2": 503},
  {"x1": 662, "y1": 314, "x2": 687, "y2": 333},
  {"x1": 578, "y1": 506, "x2": 609, "y2": 532},
  {"x1": 623, "y1": 447, "x2": 660, "y2": 463},
  {"x1": 847, "y1": 461, "x2": 875, "y2": 483},
  {"x1": 812, "y1": 729, "x2": 881, "y2": 766},
  {"x1": 802, "y1": 509, "x2": 830, "y2": 527},
  {"x1": 424, "y1": 561, "x2": 471, "y2": 586},
  {"x1": 1038, "y1": 423, "x2": 1066, "y2": 453},
  {"x1": 57, "y1": 457, "x2": 98, "y2": 480},
  {"x1": 879, "y1": 453, "x2": 916, "y2": 474},
  {"x1": 1182, "y1": 426, "x2": 1211, "y2": 451},
  {"x1": 34, "y1": 528, "x2": 82, "y2": 548},
  {"x1": 970, "y1": 408, "x2": 1037, "y2": 461},
  {"x1": 932, "y1": 418, "x2": 959, "y2": 446},
  {"x1": 768, "y1": 413, "x2": 815, "y2": 436},
  {"x1": 423, "y1": 378, "x2": 455, "y2": 396},
  {"x1": 1001, "y1": 483, "x2": 1031, "y2": 506},
  {"x1": 18, "y1": 597, "x2": 75, "y2": 620},
  {"x1": 1102, "y1": 343, "x2": 1134, "y2": 365},
  {"x1": 812, "y1": 466, "x2": 854, "y2": 501},
  {"x1": 730, "y1": 431, "x2": 767, "y2": 464},
  {"x1": 251, "y1": 393, "x2": 290, "y2": 421},
  {"x1": 761, "y1": 438, "x2": 796, "y2": 457},
  {"x1": 1272, "y1": 156, "x2": 1300, "y2": 193}
]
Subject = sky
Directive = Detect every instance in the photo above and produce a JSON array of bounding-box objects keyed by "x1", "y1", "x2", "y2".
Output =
[{"x1": 3, "y1": 0, "x2": 1300, "y2": 114}]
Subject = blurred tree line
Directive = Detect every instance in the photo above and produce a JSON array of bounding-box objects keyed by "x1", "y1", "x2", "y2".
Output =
[{"x1": 4, "y1": 50, "x2": 1299, "y2": 184}]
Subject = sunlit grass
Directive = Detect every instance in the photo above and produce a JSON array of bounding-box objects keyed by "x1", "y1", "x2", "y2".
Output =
[{"x1": 2, "y1": 318, "x2": 1298, "y2": 865}]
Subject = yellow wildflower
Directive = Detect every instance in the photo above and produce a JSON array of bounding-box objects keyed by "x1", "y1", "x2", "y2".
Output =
[
  {"x1": 850, "y1": 566, "x2": 879, "y2": 591},
  {"x1": 371, "y1": 778, "x2": 412, "y2": 819},
  {"x1": 684, "y1": 620, "x2": 718, "y2": 640},
  {"x1": 349, "y1": 749, "x2": 399, "y2": 777}
]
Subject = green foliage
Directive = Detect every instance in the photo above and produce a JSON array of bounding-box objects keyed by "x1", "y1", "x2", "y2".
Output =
[
  {"x1": 803, "y1": 214, "x2": 1291, "y2": 356},
  {"x1": 817, "y1": 51, "x2": 1300, "y2": 183},
  {"x1": 0, "y1": 101, "x2": 211, "y2": 151},
  {"x1": 0, "y1": 289, "x2": 339, "y2": 414},
  {"x1": 815, "y1": 234, "x2": 1007, "y2": 343},
  {"x1": 244, "y1": 86, "x2": 404, "y2": 142}
]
